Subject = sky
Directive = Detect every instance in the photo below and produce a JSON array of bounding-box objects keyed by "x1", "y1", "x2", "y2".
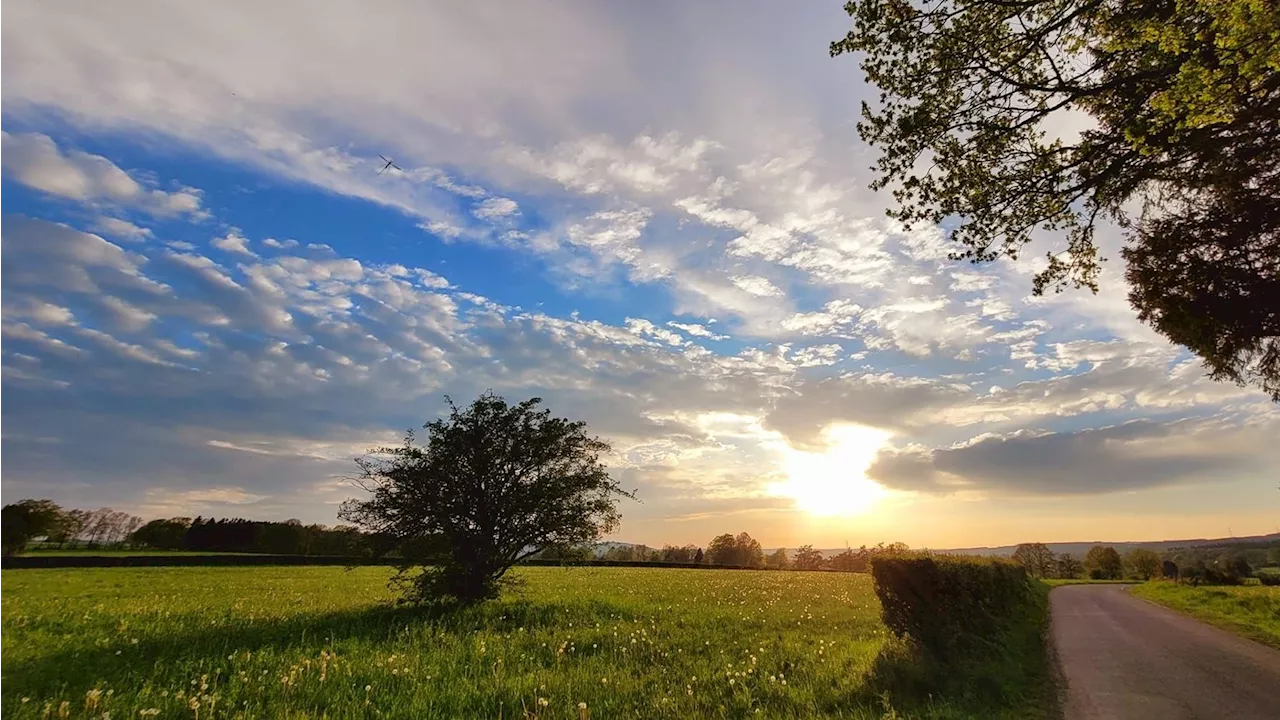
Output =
[{"x1": 2, "y1": 1, "x2": 1277, "y2": 550}]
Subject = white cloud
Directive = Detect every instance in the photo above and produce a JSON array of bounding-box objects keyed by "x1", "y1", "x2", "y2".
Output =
[
  {"x1": 2, "y1": 132, "x2": 206, "y2": 218},
  {"x1": 730, "y1": 275, "x2": 783, "y2": 297},
  {"x1": 472, "y1": 196, "x2": 520, "y2": 219},
  {"x1": 93, "y1": 216, "x2": 153, "y2": 241},
  {"x1": 212, "y1": 230, "x2": 256, "y2": 257},
  {"x1": 667, "y1": 321, "x2": 728, "y2": 341}
]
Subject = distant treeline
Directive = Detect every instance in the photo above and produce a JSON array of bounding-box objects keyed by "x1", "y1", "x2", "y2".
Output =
[
  {"x1": 530, "y1": 533, "x2": 913, "y2": 572},
  {"x1": 1008, "y1": 540, "x2": 1280, "y2": 585},
  {"x1": 143, "y1": 517, "x2": 379, "y2": 556},
  {"x1": 2, "y1": 499, "x2": 396, "y2": 557}
]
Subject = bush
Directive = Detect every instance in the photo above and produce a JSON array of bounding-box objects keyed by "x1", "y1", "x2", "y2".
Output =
[
  {"x1": 1255, "y1": 573, "x2": 1280, "y2": 587},
  {"x1": 870, "y1": 553, "x2": 1031, "y2": 660}
]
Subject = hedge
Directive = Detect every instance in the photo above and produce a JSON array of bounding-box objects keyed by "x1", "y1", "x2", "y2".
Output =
[{"x1": 870, "y1": 553, "x2": 1031, "y2": 659}]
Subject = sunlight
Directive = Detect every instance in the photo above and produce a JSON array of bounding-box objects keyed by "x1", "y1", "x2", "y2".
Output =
[{"x1": 775, "y1": 424, "x2": 893, "y2": 516}]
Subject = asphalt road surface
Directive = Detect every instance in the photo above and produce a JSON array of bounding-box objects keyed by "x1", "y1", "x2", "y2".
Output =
[{"x1": 1051, "y1": 584, "x2": 1280, "y2": 719}]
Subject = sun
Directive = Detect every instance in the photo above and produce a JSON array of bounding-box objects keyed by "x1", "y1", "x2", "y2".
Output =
[{"x1": 775, "y1": 424, "x2": 892, "y2": 516}]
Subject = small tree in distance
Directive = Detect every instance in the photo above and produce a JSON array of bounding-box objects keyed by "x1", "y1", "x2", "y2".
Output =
[
  {"x1": 1084, "y1": 546, "x2": 1124, "y2": 580},
  {"x1": 706, "y1": 532, "x2": 765, "y2": 567},
  {"x1": 1124, "y1": 548, "x2": 1162, "y2": 580},
  {"x1": 793, "y1": 545, "x2": 825, "y2": 571},
  {"x1": 340, "y1": 392, "x2": 634, "y2": 603},
  {"x1": 1012, "y1": 543, "x2": 1056, "y2": 579}
]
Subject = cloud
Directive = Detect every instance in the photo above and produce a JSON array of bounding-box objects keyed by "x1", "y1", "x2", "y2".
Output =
[
  {"x1": 211, "y1": 230, "x2": 256, "y2": 257},
  {"x1": 472, "y1": 196, "x2": 520, "y2": 219},
  {"x1": 93, "y1": 216, "x2": 153, "y2": 241},
  {"x1": 2, "y1": 132, "x2": 206, "y2": 218},
  {"x1": 868, "y1": 416, "x2": 1280, "y2": 496}
]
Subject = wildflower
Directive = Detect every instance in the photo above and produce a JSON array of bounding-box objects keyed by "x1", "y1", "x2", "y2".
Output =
[
  {"x1": 537, "y1": 698, "x2": 549, "y2": 707},
  {"x1": 578, "y1": 702, "x2": 588, "y2": 709}
]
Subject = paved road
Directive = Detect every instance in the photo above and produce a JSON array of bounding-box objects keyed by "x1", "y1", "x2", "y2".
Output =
[{"x1": 1051, "y1": 584, "x2": 1280, "y2": 719}]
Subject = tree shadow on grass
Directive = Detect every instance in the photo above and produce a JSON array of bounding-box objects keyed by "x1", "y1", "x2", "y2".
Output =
[{"x1": 6, "y1": 597, "x2": 637, "y2": 698}]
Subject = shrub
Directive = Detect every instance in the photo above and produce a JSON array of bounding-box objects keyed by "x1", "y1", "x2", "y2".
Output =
[
  {"x1": 1258, "y1": 574, "x2": 1280, "y2": 587},
  {"x1": 870, "y1": 553, "x2": 1031, "y2": 660}
]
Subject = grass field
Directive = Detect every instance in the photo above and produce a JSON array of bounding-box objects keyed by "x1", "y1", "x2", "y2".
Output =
[
  {"x1": 1129, "y1": 582, "x2": 1280, "y2": 650},
  {"x1": 0, "y1": 566, "x2": 1054, "y2": 719},
  {"x1": 3, "y1": 566, "x2": 899, "y2": 719}
]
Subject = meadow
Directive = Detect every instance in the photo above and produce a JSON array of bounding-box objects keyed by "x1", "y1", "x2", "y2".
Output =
[
  {"x1": 1129, "y1": 582, "x2": 1280, "y2": 650},
  {"x1": 2, "y1": 566, "x2": 919, "y2": 719}
]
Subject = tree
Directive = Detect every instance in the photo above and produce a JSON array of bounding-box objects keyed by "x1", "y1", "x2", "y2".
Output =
[
  {"x1": 829, "y1": 548, "x2": 860, "y2": 572},
  {"x1": 832, "y1": 0, "x2": 1280, "y2": 399},
  {"x1": 661, "y1": 544, "x2": 699, "y2": 564},
  {"x1": 340, "y1": 393, "x2": 633, "y2": 603},
  {"x1": 1, "y1": 499, "x2": 66, "y2": 556},
  {"x1": 1161, "y1": 559, "x2": 1179, "y2": 580},
  {"x1": 693, "y1": 547, "x2": 704, "y2": 564},
  {"x1": 1124, "y1": 548, "x2": 1162, "y2": 580},
  {"x1": 765, "y1": 547, "x2": 790, "y2": 569},
  {"x1": 1012, "y1": 543, "x2": 1056, "y2": 579},
  {"x1": 1084, "y1": 545, "x2": 1124, "y2": 580},
  {"x1": 706, "y1": 532, "x2": 765, "y2": 567},
  {"x1": 131, "y1": 518, "x2": 192, "y2": 550},
  {"x1": 793, "y1": 545, "x2": 825, "y2": 571},
  {"x1": 1055, "y1": 555, "x2": 1084, "y2": 580}
]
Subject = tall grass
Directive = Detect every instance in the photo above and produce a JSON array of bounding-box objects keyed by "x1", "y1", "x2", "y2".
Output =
[{"x1": 1130, "y1": 581, "x2": 1280, "y2": 649}]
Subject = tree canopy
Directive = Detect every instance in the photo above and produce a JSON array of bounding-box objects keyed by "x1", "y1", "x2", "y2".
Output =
[
  {"x1": 1012, "y1": 542, "x2": 1056, "y2": 578},
  {"x1": 340, "y1": 392, "x2": 632, "y2": 602},
  {"x1": 833, "y1": 0, "x2": 1280, "y2": 399},
  {"x1": 706, "y1": 532, "x2": 766, "y2": 567}
]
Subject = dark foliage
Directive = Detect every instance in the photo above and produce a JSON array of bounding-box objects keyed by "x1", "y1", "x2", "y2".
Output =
[
  {"x1": 706, "y1": 532, "x2": 765, "y2": 567},
  {"x1": 870, "y1": 553, "x2": 1031, "y2": 660},
  {"x1": 1084, "y1": 545, "x2": 1124, "y2": 580},
  {"x1": 133, "y1": 516, "x2": 385, "y2": 557},
  {"x1": 1161, "y1": 559, "x2": 1179, "y2": 580},
  {"x1": 1012, "y1": 542, "x2": 1055, "y2": 579},
  {"x1": 832, "y1": 0, "x2": 1280, "y2": 399},
  {"x1": 2, "y1": 499, "x2": 65, "y2": 556},
  {"x1": 340, "y1": 392, "x2": 632, "y2": 604}
]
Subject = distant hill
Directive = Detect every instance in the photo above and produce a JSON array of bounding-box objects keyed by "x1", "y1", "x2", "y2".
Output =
[
  {"x1": 935, "y1": 532, "x2": 1280, "y2": 559},
  {"x1": 603, "y1": 533, "x2": 1280, "y2": 560}
]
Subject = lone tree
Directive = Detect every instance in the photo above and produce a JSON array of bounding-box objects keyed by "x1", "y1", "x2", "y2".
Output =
[
  {"x1": 340, "y1": 392, "x2": 633, "y2": 603},
  {"x1": 706, "y1": 532, "x2": 766, "y2": 567},
  {"x1": 1012, "y1": 542, "x2": 1056, "y2": 579},
  {"x1": 833, "y1": 0, "x2": 1280, "y2": 399},
  {"x1": 1084, "y1": 545, "x2": 1124, "y2": 580}
]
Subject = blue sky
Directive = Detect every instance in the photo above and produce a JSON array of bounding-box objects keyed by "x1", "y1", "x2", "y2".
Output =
[{"x1": 2, "y1": 1, "x2": 1277, "y2": 548}]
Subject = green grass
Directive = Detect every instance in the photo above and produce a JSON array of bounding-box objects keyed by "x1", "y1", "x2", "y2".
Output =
[
  {"x1": 1129, "y1": 581, "x2": 1280, "y2": 650},
  {"x1": 1, "y1": 566, "x2": 1054, "y2": 718}
]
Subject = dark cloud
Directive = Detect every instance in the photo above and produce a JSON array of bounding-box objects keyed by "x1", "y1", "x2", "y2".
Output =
[{"x1": 868, "y1": 417, "x2": 1280, "y2": 496}]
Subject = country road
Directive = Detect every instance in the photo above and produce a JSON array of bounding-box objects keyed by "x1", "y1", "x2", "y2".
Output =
[{"x1": 1051, "y1": 584, "x2": 1280, "y2": 719}]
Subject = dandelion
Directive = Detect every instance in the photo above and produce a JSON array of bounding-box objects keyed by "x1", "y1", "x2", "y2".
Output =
[
  {"x1": 578, "y1": 702, "x2": 588, "y2": 709},
  {"x1": 537, "y1": 697, "x2": 549, "y2": 707}
]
